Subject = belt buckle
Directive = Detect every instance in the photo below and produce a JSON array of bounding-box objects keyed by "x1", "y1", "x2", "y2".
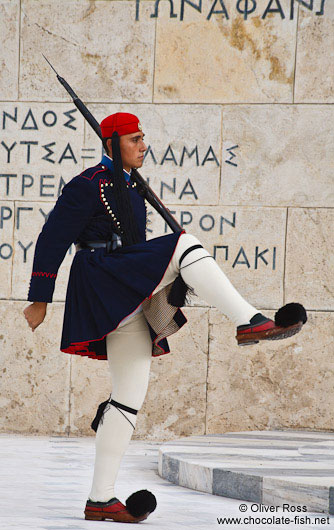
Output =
[{"x1": 111, "y1": 233, "x2": 122, "y2": 251}]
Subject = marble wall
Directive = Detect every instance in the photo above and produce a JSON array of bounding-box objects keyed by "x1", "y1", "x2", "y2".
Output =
[{"x1": 0, "y1": 0, "x2": 333, "y2": 438}]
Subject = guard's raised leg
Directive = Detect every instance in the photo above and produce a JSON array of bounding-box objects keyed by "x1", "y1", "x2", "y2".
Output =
[{"x1": 156, "y1": 233, "x2": 307, "y2": 345}]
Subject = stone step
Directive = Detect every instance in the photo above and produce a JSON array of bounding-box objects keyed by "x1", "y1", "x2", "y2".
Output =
[{"x1": 158, "y1": 430, "x2": 334, "y2": 515}]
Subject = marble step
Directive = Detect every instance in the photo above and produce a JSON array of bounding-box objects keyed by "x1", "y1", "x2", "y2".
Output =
[{"x1": 158, "y1": 430, "x2": 334, "y2": 515}]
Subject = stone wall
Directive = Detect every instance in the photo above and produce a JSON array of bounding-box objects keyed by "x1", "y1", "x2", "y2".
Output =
[{"x1": 0, "y1": 0, "x2": 333, "y2": 439}]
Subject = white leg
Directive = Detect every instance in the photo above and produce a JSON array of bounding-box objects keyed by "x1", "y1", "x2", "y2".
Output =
[
  {"x1": 153, "y1": 233, "x2": 258, "y2": 327},
  {"x1": 88, "y1": 311, "x2": 152, "y2": 502}
]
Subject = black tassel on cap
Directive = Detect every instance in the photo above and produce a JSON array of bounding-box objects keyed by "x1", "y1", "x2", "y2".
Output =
[
  {"x1": 125, "y1": 489, "x2": 157, "y2": 518},
  {"x1": 167, "y1": 274, "x2": 195, "y2": 307},
  {"x1": 275, "y1": 303, "x2": 307, "y2": 328},
  {"x1": 91, "y1": 399, "x2": 109, "y2": 432}
]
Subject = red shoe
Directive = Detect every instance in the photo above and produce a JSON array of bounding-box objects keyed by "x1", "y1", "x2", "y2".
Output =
[
  {"x1": 236, "y1": 304, "x2": 307, "y2": 346},
  {"x1": 84, "y1": 490, "x2": 156, "y2": 523}
]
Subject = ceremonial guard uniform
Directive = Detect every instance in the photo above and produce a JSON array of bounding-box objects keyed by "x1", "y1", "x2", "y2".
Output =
[
  {"x1": 28, "y1": 153, "x2": 187, "y2": 360},
  {"x1": 26, "y1": 112, "x2": 306, "y2": 523}
]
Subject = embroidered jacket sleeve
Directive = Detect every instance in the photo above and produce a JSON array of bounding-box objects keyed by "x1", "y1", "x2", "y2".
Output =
[{"x1": 28, "y1": 176, "x2": 96, "y2": 303}]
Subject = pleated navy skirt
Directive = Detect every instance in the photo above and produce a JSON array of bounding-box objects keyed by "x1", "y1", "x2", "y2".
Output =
[{"x1": 61, "y1": 231, "x2": 187, "y2": 360}]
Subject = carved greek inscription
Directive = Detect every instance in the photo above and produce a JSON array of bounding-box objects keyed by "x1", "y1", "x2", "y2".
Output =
[
  {"x1": 135, "y1": 0, "x2": 326, "y2": 20},
  {"x1": 214, "y1": 244, "x2": 277, "y2": 269},
  {"x1": 1, "y1": 104, "x2": 219, "y2": 203}
]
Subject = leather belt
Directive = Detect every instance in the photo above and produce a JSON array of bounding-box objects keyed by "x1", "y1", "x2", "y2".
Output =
[
  {"x1": 75, "y1": 234, "x2": 122, "y2": 253},
  {"x1": 75, "y1": 240, "x2": 110, "y2": 252}
]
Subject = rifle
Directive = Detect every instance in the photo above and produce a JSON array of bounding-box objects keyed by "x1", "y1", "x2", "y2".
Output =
[{"x1": 43, "y1": 55, "x2": 183, "y2": 233}]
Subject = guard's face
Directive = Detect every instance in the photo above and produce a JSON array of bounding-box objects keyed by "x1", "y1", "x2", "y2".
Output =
[{"x1": 119, "y1": 131, "x2": 147, "y2": 172}]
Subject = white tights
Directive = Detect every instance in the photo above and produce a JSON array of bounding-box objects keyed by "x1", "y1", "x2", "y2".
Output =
[
  {"x1": 88, "y1": 311, "x2": 152, "y2": 502},
  {"x1": 88, "y1": 233, "x2": 258, "y2": 501}
]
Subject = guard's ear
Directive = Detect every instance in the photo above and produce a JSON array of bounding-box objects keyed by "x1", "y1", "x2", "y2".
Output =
[{"x1": 106, "y1": 138, "x2": 113, "y2": 157}]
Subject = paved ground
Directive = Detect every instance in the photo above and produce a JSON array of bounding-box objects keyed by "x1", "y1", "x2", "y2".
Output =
[{"x1": 0, "y1": 434, "x2": 333, "y2": 530}]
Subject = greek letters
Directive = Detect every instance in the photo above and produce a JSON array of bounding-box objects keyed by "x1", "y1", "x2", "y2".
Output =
[
  {"x1": 40, "y1": 175, "x2": 55, "y2": 197},
  {"x1": 200, "y1": 214, "x2": 215, "y2": 231},
  {"x1": 220, "y1": 213, "x2": 236, "y2": 234},
  {"x1": 0, "y1": 240, "x2": 75, "y2": 262},
  {"x1": 0, "y1": 204, "x2": 75, "y2": 264},
  {"x1": 180, "y1": 180, "x2": 198, "y2": 200},
  {"x1": 161, "y1": 145, "x2": 178, "y2": 165},
  {"x1": 160, "y1": 178, "x2": 199, "y2": 200},
  {"x1": 143, "y1": 146, "x2": 157, "y2": 164},
  {"x1": 180, "y1": 146, "x2": 199, "y2": 166},
  {"x1": 180, "y1": 211, "x2": 193, "y2": 227},
  {"x1": 0, "y1": 174, "x2": 16, "y2": 195},
  {"x1": 160, "y1": 210, "x2": 238, "y2": 234},
  {"x1": 39, "y1": 207, "x2": 53, "y2": 222},
  {"x1": 63, "y1": 109, "x2": 77, "y2": 130},
  {"x1": 160, "y1": 178, "x2": 176, "y2": 197},
  {"x1": 2, "y1": 108, "x2": 17, "y2": 129},
  {"x1": 16, "y1": 207, "x2": 33, "y2": 229},
  {"x1": 150, "y1": 209, "x2": 278, "y2": 271},
  {"x1": 150, "y1": 0, "x2": 177, "y2": 18},
  {"x1": 214, "y1": 244, "x2": 277, "y2": 270},
  {"x1": 20, "y1": 141, "x2": 38, "y2": 163},
  {"x1": 144, "y1": 144, "x2": 219, "y2": 167},
  {"x1": 207, "y1": 0, "x2": 229, "y2": 20},
  {"x1": 0, "y1": 244, "x2": 13, "y2": 260},
  {"x1": 180, "y1": 0, "x2": 202, "y2": 21},
  {"x1": 213, "y1": 245, "x2": 229, "y2": 260},
  {"x1": 0, "y1": 140, "x2": 82, "y2": 165},
  {"x1": 1, "y1": 107, "x2": 78, "y2": 131},
  {"x1": 262, "y1": 0, "x2": 285, "y2": 19},
  {"x1": 0, "y1": 205, "x2": 54, "y2": 230},
  {"x1": 18, "y1": 241, "x2": 33, "y2": 263},
  {"x1": 22, "y1": 109, "x2": 38, "y2": 130},
  {"x1": 0, "y1": 174, "x2": 67, "y2": 198},
  {"x1": 135, "y1": 0, "x2": 327, "y2": 20},
  {"x1": 42, "y1": 111, "x2": 57, "y2": 127},
  {"x1": 1, "y1": 141, "x2": 16, "y2": 163},
  {"x1": 236, "y1": 0, "x2": 256, "y2": 21},
  {"x1": 201, "y1": 146, "x2": 219, "y2": 166},
  {"x1": 225, "y1": 145, "x2": 239, "y2": 167},
  {"x1": 0, "y1": 205, "x2": 12, "y2": 228},
  {"x1": 0, "y1": 139, "x2": 218, "y2": 170},
  {"x1": 22, "y1": 175, "x2": 34, "y2": 195},
  {"x1": 58, "y1": 143, "x2": 77, "y2": 164},
  {"x1": 42, "y1": 142, "x2": 56, "y2": 164}
]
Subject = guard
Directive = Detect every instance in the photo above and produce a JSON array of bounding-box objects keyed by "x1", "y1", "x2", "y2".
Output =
[{"x1": 24, "y1": 112, "x2": 307, "y2": 523}]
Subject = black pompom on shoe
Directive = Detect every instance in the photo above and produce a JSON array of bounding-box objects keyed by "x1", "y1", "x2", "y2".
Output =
[
  {"x1": 126, "y1": 489, "x2": 157, "y2": 518},
  {"x1": 275, "y1": 303, "x2": 307, "y2": 328}
]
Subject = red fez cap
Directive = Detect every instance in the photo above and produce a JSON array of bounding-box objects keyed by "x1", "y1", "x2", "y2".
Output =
[{"x1": 100, "y1": 112, "x2": 143, "y2": 138}]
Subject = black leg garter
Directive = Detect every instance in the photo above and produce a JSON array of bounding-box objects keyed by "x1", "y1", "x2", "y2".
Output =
[{"x1": 91, "y1": 394, "x2": 138, "y2": 432}]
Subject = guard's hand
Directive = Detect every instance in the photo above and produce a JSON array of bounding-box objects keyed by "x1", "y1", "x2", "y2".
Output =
[{"x1": 23, "y1": 302, "x2": 47, "y2": 332}]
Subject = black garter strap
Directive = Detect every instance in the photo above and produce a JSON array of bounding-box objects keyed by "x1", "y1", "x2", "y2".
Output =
[
  {"x1": 179, "y1": 244, "x2": 203, "y2": 267},
  {"x1": 91, "y1": 397, "x2": 138, "y2": 432},
  {"x1": 109, "y1": 398, "x2": 138, "y2": 415},
  {"x1": 180, "y1": 255, "x2": 212, "y2": 270}
]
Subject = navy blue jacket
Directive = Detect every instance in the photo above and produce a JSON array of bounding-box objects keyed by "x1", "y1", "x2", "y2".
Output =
[{"x1": 28, "y1": 158, "x2": 146, "y2": 303}]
